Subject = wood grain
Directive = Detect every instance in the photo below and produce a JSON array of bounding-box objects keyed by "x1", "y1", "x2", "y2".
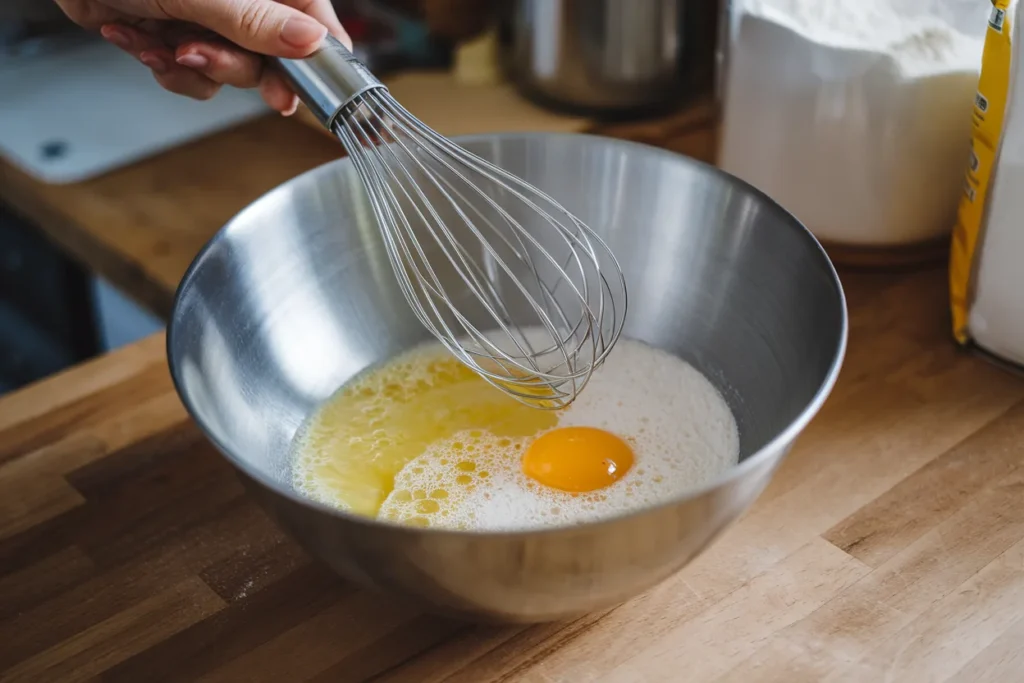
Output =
[
  {"x1": 1, "y1": 80, "x2": 1015, "y2": 680},
  {"x1": 2, "y1": 266, "x2": 1024, "y2": 681}
]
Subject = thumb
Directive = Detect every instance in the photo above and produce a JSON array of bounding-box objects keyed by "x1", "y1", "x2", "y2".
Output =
[{"x1": 173, "y1": 0, "x2": 328, "y2": 58}]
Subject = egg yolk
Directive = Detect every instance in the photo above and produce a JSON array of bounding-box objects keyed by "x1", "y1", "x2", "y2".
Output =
[{"x1": 521, "y1": 426, "x2": 634, "y2": 493}]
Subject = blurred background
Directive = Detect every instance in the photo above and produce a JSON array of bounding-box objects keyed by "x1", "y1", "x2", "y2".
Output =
[{"x1": 0, "y1": 0, "x2": 725, "y2": 395}]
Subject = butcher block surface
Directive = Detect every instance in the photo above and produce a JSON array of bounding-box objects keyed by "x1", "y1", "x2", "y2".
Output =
[{"x1": 2, "y1": 266, "x2": 1024, "y2": 682}]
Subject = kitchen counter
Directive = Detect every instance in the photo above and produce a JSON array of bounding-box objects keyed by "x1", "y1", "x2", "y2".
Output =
[
  {"x1": 3, "y1": 73, "x2": 1020, "y2": 680},
  {"x1": 3, "y1": 264, "x2": 1024, "y2": 681},
  {"x1": 0, "y1": 72, "x2": 715, "y2": 319}
]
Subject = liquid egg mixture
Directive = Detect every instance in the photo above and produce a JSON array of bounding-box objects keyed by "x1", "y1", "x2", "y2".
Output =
[{"x1": 291, "y1": 337, "x2": 740, "y2": 531}]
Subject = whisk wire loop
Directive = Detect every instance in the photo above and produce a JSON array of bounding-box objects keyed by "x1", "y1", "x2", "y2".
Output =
[
  {"x1": 325, "y1": 82, "x2": 626, "y2": 409},
  {"x1": 360, "y1": 102, "x2": 580, "y2": 378}
]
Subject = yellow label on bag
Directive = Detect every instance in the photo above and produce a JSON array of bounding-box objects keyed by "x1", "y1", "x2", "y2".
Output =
[{"x1": 951, "y1": 0, "x2": 1015, "y2": 344}]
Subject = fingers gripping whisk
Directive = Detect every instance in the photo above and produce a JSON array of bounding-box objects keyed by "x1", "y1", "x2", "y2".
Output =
[{"x1": 274, "y1": 37, "x2": 627, "y2": 409}]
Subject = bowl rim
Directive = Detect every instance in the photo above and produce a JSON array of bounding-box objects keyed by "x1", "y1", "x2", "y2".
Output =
[{"x1": 167, "y1": 130, "x2": 849, "y2": 540}]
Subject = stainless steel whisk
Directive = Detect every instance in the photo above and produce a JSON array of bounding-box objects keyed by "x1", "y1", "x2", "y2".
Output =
[{"x1": 275, "y1": 37, "x2": 627, "y2": 409}]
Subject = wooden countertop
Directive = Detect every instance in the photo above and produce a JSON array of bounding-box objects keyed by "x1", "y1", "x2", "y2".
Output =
[
  {"x1": 2, "y1": 266, "x2": 1024, "y2": 681},
  {"x1": 4, "y1": 72, "x2": 1021, "y2": 680}
]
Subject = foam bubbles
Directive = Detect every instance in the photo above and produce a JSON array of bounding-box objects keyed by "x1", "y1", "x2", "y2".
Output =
[{"x1": 368, "y1": 338, "x2": 740, "y2": 531}]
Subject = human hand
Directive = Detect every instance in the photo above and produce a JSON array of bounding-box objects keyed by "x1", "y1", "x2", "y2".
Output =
[{"x1": 53, "y1": 0, "x2": 352, "y2": 115}]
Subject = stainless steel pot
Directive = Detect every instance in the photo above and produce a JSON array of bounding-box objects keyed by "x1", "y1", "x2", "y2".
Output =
[
  {"x1": 500, "y1": 0, "x2": 724, "y2": 117},
  {"x1": 167, "y1": 133, "x2": 846, "y2": 623}
]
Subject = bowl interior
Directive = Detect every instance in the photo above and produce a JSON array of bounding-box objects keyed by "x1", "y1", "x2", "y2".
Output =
[{"x1": 168, "y1": 133, "x2": 845, "y2": 504}]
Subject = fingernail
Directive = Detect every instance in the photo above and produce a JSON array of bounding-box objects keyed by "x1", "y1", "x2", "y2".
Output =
[
  {"x1": 176, "y1": 52, "x2": 209, "y2": 70},
  {"x1": 101, "y1": 26, "x2": 131, "y2": 50},
  {"x1": 139, "y1": 52, "x2": 168, "y2": 74},
  {"x1": 280, "y1": 16, "x2": 327, "y2": 49}
]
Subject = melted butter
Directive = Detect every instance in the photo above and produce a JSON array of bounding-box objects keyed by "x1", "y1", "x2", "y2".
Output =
[{"x1": 292, "y1": 350, "x2": 558, "y2": 517}]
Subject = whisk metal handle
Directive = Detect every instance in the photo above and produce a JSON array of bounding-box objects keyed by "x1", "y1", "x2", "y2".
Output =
[{"x1": 272, "y1": 35, "x2": 386, "y2": 129}]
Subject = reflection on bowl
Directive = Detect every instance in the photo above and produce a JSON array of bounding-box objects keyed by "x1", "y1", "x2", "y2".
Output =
[{"x1": 168, "y1": 133, "x2": 847, "y2": 623}]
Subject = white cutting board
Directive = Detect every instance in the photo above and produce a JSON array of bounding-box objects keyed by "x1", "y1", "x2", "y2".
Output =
[{"x1": 0, "y1": 35, "x2": 268, "y2": 184}]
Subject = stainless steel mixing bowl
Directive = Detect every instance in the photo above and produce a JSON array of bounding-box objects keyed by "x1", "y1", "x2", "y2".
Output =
[{"x1": 167, "y1": 133, "x2": 847, "y2": 623}]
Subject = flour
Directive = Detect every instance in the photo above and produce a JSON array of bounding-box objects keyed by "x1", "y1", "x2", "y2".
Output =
[
  {"x1": 742, "y1": 0, "x2": 980, "y2": 71},
  {"x1": 719, "y1": 0, "x2": 988, "y2": 246}
]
